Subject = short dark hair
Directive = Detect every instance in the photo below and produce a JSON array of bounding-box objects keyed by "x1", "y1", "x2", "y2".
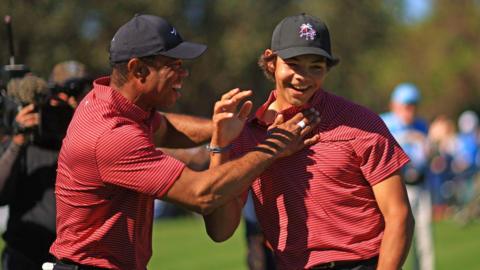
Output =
[
  {"x1": 257, "y1": 52, "x2": 277, "y2": 82},
  {"x1": 110, "y1": 55, "x2": 160, "y2": 87}
]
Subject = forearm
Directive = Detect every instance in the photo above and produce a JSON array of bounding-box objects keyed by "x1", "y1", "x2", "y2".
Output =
[
  {"x1": 202, "y1": 140, "x2": 243, "y2": 241},
  {"x1": 0, "y1": 141, "x2": 22, "y2": 190},
  {"x1": 198, "y1": 146, "x2": 275, "y2": 212},
  {"x1": 203, "y1": 196, "x2": 243, "y2": 242},
  {"x1": 377, "y1": 213, "x2": 414, "y2": 270},
  {"x1": 161, "y1": 113, "x2": 213, "y2": 148},
  {"x1": 166, "y1": 142, "x2": 278, "y2": 215},
  {"x1": 160, "y1": 146, "x2": 210, "y2": 171}
]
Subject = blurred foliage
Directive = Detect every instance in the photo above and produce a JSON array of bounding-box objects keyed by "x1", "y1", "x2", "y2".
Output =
[{"x1": 0, "y1": 0, "x2": 479, "y2": 120}]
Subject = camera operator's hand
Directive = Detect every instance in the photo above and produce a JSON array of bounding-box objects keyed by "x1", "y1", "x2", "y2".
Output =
[
  {"x1": 12, "y1": 134, "x2": 26, "y2": 146},
  {"x1": 50, "y1": 92, "x2": 78, "y2": 108},
  {"x1": 15, "y1": 104, "x2": 39, "y2": 130}
]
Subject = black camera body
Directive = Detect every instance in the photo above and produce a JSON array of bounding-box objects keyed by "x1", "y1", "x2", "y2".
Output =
[
  {"x1": 1, "y1": 90, "x2": 76, "y2": 150},
  {"x1": 49, "y1": 77, "x2": 91, "y2": 98}
]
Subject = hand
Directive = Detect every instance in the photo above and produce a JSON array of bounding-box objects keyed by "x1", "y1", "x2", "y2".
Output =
[
  {"x1": 262, "y1": 108, "x2": 321, "y2": 158},
  {"x1": 15, "y1": 104, "x2": 39, "y2": 129},
  {"x1": 211, "y1": 88, "x2": 253, "y2": 147},
  {"x1": 49, "y1": 92, "x2": 78, "y2": 108},
  {"x1": 12, "y1": 134, "x2": 26, "y2": 146}
]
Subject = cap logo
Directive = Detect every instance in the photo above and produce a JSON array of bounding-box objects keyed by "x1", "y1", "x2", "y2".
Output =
[{"x1": 299, "y1": 23, "x2": 316, "y2": 41}]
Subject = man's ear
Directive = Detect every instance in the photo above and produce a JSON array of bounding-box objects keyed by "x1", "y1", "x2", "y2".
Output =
[
  {"x1": 264, "y1": 49, "x2": 276, "y2": 74},
  {"x1": 128, "y1": 58, "x2": 149, "y2": 81}
]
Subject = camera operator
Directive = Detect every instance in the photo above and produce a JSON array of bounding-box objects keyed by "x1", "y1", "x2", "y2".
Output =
[
  {"x1": 0, "y1": 65, "x2": 87, "y2": 269},
  {"x1": 0, "y1": 105, "x2": 35, "y2": 189}
]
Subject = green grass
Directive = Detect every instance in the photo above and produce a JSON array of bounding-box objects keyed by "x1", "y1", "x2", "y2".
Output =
[
  {"x1": 402, "y1": 220, "x2": 480, "y2": 270},
  {"x1": 149, "y1": 216, "x2": 246, "y2": 270},
  {"x1": 149, "y1": 217, "x2": 480, "y2": 270},
  {"x1": 435, "y1": 220, "x2": 480, "y2": 269},
  {"x1": 0, "y1": 217, "x2": 478, "y2": 269}
]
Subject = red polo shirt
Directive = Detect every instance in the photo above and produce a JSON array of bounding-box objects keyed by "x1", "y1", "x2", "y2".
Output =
[
  {"x1": 232, "y1": 90, "x2": 409, "y2": 270},
  {"x1": 50, "y1": 77, "x2": 185, "y2": 270}
]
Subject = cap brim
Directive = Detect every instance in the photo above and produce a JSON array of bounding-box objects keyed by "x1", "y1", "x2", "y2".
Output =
[
  {"x1": 393, "y1": 97, "x2": 419, "y2": 105},
  {"x1": 276, "y1": 47, "x2": 340, "y2": 66},
  {"x1": 158, "y1": 42, "x2": 207, "y2": 60}
]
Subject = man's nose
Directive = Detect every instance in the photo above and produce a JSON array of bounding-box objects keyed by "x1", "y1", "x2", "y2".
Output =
[{"x1": 293, "y1": 68, "x2": 311, "y2": 83}]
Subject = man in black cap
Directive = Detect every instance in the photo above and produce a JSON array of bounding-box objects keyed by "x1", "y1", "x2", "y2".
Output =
[
  {"x1": 49, "y1": 14, "x2": 320, "y2": 270},
  {"x1": 205, "y1": 14, "x2": 414, "y2": 270}
]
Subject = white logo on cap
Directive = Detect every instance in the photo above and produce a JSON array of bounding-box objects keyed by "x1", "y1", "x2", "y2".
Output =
[
  {"x1": 299, "y1": 23, "x2": 316, "y2": 41},
  {"x1": 170, "y1": 28, "x2": 177, "y2": 35}
]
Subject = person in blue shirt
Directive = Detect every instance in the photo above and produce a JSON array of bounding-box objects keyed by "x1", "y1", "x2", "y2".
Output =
[
  {"x1": 453, "y1": 110, "x2": 480, "y2": 209},
  {"x1": 381, "y1": 83, "x2": 434, "y2": 270}
]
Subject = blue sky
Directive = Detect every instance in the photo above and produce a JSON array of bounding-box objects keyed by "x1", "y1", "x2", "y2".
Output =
[{"x1": 404, "y1": 0, "x2": 432, "y2": 22}]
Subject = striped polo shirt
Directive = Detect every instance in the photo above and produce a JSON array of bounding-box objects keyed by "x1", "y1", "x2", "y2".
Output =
[
  {"x1": 232, "y1": 89, "x2": 409, "y2": 270},
  {"x1": 50, "y1": 77, "x2": 185, "y2": 270}
]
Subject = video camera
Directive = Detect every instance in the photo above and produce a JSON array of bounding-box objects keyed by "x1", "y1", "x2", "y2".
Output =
[
  {"x1": 0, "y1": 75, "x2": 79, "y2": 150},
  {"x1": 0, "y1": 15, "x2": 89, "y2": 149},
  {"x1": 49, "y1": 77, "x2": 92, "y2": 98}
]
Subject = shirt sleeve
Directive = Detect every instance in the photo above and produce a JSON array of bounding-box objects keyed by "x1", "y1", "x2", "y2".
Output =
[
  {"x1": 0, "y1": 141, "x2": 21, "y2": 191},
  {"x1": 353, "y1": 115, "x2": 410, "y2": 186},
  {"x1": 96, "y1": 123, "x2": 185, "y2": 198}
]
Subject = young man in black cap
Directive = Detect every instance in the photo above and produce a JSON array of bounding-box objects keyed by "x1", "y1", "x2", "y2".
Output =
[
  {"x1": 206, "y1": 14, "x2": 414, "y2": 270},
  {"x1": 49, "y1": 14, "x2": 320, "y2": 270}
]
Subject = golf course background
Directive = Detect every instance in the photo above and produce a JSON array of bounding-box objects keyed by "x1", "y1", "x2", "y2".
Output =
[
  {"x1": 147, "y1": 217, "x2": 480, "y2": 270},
  {"x1": 0, "y1": 216, "x2": 477, "y2": 269}
]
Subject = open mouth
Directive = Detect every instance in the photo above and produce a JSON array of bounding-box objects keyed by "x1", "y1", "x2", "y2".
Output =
[
  {"x1": 171, "y1": 83, "x2": 183, "y2": 98},
  {"x1": 172, "y1": 82, "x2": 182, "y2": 92},
  {"x1": 287, "y1": 83, "x2": 311, "y2": 92}
]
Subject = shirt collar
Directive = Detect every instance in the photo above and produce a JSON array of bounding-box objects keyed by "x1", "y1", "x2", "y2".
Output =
[
  {"x1": 251, "y1": 89, "x2": 325, "y2": 127},
  {"x1": 93, "y1": 76, "x2": 154, "y2": 123}
]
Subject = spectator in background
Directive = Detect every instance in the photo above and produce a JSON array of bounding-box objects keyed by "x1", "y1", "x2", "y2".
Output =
[
  {"x1": 427, "y1": 115, "x2": 457, "y2": 220},
  {"x1": 0, "y1": 65, "x2": 87, "y2": 269},
  {"x1": 49, "y1": 60, "x2": 91, "y2": 108},
  {"x1": 381, "y1": 82, "x2": 434, "y2": 270},
  {"x1": 452, "y1": 110, "x2": 480, "y2": 206}
]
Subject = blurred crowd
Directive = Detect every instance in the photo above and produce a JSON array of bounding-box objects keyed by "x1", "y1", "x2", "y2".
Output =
[
  {"x1": 380, "y1": 83, "x2": 480, "y2": 224},
  {"x1": 428, "y1": 110, "x2": 480, "y2": 222},
  {"x1": 380, "y1": 82, "x2": 480, "y2": 270}
]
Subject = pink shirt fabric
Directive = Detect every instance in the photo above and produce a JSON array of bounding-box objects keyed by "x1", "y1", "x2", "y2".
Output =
[
  {"x1": 50, "y1": 77, "x2": 185, "y2": 270},
  {"x1": 232, "y1": 89, "x2": 409, "y2": 270}
]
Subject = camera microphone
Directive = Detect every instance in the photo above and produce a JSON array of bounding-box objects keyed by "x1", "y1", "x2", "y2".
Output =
[{"x1": 6, "y1": 75, "x2": 50, "y2": 105}]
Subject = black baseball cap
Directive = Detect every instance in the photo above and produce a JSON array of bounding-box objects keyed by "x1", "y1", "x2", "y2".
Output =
[
  {"x1": 109, "y1": 14, "x2": 207, "y2": 63},
  {"x1": 271, "y1": 13, "x2": 339, "y2": 66}
]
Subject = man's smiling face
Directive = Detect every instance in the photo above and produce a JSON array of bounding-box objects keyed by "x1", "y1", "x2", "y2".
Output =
[{"x1": 273, "y1": 54, "x2": 327, "y2": 110}]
